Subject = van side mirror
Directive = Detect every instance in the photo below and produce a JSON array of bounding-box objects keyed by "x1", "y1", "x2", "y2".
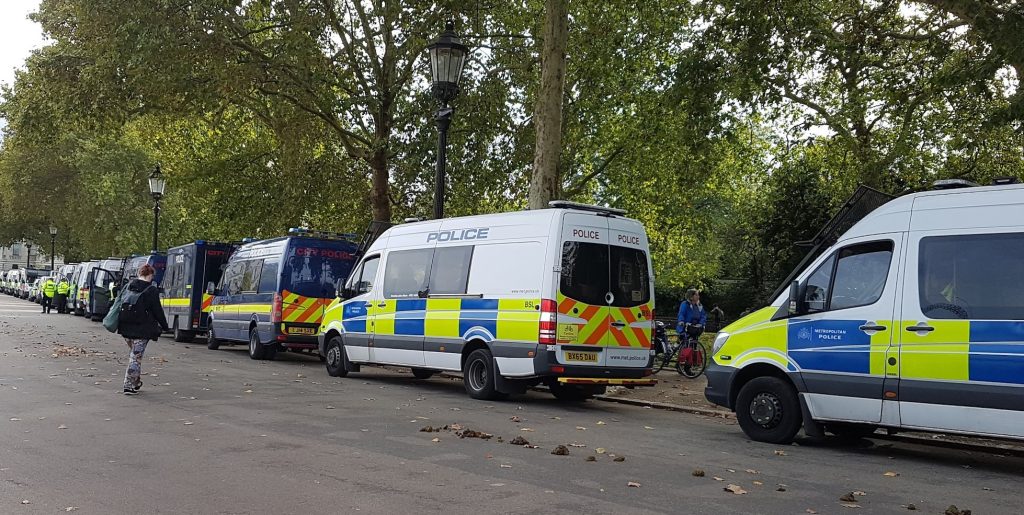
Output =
[
  {"x1": 206, "y1": 282, "x2": 216, "y2": 295},
  {"x1": 787, "y1": 280, "x2": 805, "y2": 316}
]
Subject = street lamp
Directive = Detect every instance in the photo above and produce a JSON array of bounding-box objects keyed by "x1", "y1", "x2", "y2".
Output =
[
  {"x1": 148, "y1": 164, "x2": 166, "y2": 253},
  {"x1": 25, "y1": 243, "x2": 31, "y2": 269},
  {"x1": 49, "y1": 225, "x2": 57, "y2": 271},
  {"x1": 427, "y1": 20, "x2": 469, "y2": 220}
]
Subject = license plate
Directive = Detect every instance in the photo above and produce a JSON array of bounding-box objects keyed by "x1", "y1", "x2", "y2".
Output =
[
  {"x1": 288, "y1": 327, "x2": 316, "y2": 335},
  {"x1": 565, "y1": 351, "x2": 598, "y2": 363}
]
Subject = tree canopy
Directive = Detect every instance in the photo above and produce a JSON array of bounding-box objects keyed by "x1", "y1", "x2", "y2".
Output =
[{"x1": 2, "y1": 0, "x2": 1021, "y2": 314}]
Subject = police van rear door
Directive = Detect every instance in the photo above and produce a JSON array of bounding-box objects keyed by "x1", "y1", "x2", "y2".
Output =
[
  {"x1": 557, "y1": 212, "x2": 612, "y2": 366},
  {"x1": 606, "y1": 217, "x2": 654, "y2": 367}
]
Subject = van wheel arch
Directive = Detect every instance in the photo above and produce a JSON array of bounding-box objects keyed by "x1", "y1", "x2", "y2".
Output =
[
  {"x1": 460, "y1": 339, "x2": 490, "y2": 369},
  {"x1": 730, "y1": 362, "x2": 796, "y2": 410}
]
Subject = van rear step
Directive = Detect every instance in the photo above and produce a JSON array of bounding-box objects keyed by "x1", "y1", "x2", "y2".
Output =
[{"x1": 557, "y1": 377, "x2": 657, "y2": 387}]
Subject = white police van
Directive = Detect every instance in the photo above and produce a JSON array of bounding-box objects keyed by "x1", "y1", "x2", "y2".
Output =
[{"x1": 318, "y1": 202, "x2": 658, "y2": 401}]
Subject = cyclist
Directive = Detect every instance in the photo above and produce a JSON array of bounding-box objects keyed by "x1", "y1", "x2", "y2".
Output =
[{"x1": 676, "y1": 288, "x2": 706, "y2": 340}]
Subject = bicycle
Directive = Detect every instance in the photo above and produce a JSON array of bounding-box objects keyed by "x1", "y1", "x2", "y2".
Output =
[{"x1": 652, "y1": 321, "x2": 708, "y2": 378}]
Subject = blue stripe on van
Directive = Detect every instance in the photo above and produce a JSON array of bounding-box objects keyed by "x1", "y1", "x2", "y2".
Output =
[
  {"x1": 969, "y1": 321, "x2": 1024, "y2": 343},
  {"x1": 395, "y1": 318, "x2": 425, "y2": 336},
  {"x1": 395, "y1": 299, "x2": 427, "y2": 312},
  {"x1": 343, "y1": 319, "x2": 367, "y2": 333},
  {"x1": 460, "y1": 318, "x2": 498, "y2": 340},
  {"x1": 787, "y1": 319, "x2": 870, "y2": 374},
  {"x1": 462, "y1": 298, "x2": 499, "y2": 311},
  {"x1": 969, "y1": 344, "x2": 1024, "y2": 384}
]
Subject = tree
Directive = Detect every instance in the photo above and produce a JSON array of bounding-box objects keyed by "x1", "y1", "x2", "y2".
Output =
[{"x1": 528, "y1": 0, "x2": 569, "y2": 209}]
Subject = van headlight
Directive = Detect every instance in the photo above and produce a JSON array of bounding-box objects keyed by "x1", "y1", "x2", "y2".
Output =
[{"x1": 712, "y1": 332, "x2": 730, "y2": 356}]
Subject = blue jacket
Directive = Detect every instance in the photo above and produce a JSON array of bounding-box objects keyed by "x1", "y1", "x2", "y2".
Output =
[{"x1": 677, "y1": 301, "x2": 706, "y2": 331}]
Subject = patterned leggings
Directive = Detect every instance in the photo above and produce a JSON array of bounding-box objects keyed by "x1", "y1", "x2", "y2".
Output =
[{"x1": 123, "y1": 338, "x2": 150, "y2": 390}]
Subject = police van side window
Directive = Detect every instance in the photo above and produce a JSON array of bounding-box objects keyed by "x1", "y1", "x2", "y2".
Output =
[
  {"x1": 803, "y1": 241, "x2": 894, "y2": 313},
  {"x1": 919, "y1": 232, "x2": 1024, "y2": 320},
  {"x1": 258, "y1": 260, "x2": 279, "y2": 293},
  {"x1": 355, "y1": 256, "x2": 380, "y2": 295},
  {"x1": 383, "y1": 249, "x2": 432, "y2": 299},
  {"x1": 429, "y1": 246, "x2": 473, "y2": 295},
  {"x1": 222, "y1": 262, "x2": 244, "y2": 295},
  {"x1": 240, "y1": 260, "x2": 262, "y2": 293}
]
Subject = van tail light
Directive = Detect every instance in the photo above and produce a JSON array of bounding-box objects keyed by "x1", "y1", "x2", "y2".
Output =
[
  {"x1": 272, "y1": 293, "x2": 283, "y2": 323},
  {"x1": 539, "y1": 298, "x2": 557, "y2": 345},
  {"x1": 650, "y1": 310, "x2": 656, "y2": 341}
]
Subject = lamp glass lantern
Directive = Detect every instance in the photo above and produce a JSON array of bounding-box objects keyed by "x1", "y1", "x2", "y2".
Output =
[
  {"x1": 49, "y1": 225, "x2": 57, "y2": 236},
  {"x1": 149, "y1": 166, "x2": 166, "y2": 199},
  {"x1": 427, "y1": 21, "x2": 469, "y2": 105}
]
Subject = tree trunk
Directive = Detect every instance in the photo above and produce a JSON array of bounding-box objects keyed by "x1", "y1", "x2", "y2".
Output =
[
  {"x1": 369, "y1": 150, "x2": 392, "y2": 222},
  {"x1": 528, "y1": 0, "x2": 569, "y2": 210}
]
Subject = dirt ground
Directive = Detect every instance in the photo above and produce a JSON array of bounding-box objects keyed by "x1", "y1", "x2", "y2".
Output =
[{"x1": 603, "y1": 369, "x2": 721, "y2": 412}]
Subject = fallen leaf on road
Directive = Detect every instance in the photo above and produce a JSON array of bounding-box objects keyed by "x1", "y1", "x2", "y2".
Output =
[
  {"x1": 326, "y1": 406, "x2": 335, "y2": 410},
  {"x1": 244, "y1": 389, "x2": 253, "y2": 393},
  {"x1": 10, "y1": 418, "x2": 20, "y2": 421},
  {"x1": 509, "y1": 416, "x2": 521, "y2": 422},
  {"x1": 613, "y1": 456, "x2": 625, "y2": 462},
  {"x1": 57, "y1": 424, "x2": 68, "y2": 429},
  {"x1": 595, "y1": 448, "x2": 606, "y2": 454},
  {"x1": 945, "y1": 506, "x2": 971, "y2": 515},
  {"x1": 520, "y1": 427, "x2": 534, "y2": 432},
  {"x1": 692, "y1": 469, "x2": 705, "y2": 477},
  {"x1": 806, "y1": 510, "x2": 817, "y2": 514},
  {"x1": 21, "y1": 500, "x2": 31, "y2": 504},
  {"x1": 550, "y1": 416, "x2": 561, "y2": 420},
  {"x1": 551, "y1": 445, "x2": 570, "y2": 456},
  {"x1": 712, "y1": 477, "x2": 725, "y2": 481},
  {"x1": 745, "y1": 469, "x2": 759, "y2": 474},
  {"x1": 839, "y1": 493, "x2": 857, "y2": 502},
  {"x1": 853, "y1": 491, "x2": 866, "y2": 496},
  {"x1": 575, "y1": 426, "x2": 586, "y2": 431},
  {"x1": 500, "y1": 464, "x2": 512, "y2": 468},
  {"x1": 774, "y1": 450, "x2": 788, "y2": 456},
  {"x1": 509, "y1": 436, "x2": 531, "y2": 446},
  {"x1": 458, "y1": 429, "x2": 493, "y2": 439},
  {"x1": 643, "y1": 426, "x2": 654, "y2": 430},
  {"x1": 420, "y1": 425, "x2": 440, "y2": 432},
  {"x1": 585, "y1": 456, "x2": 596, "y2": 462},
  {"x1": 777, "y1": 486, "x2": 787, "y2": 492},
  {"x1": 753, "y1": 481, "x2": 764, "y2": 486},
  {"x1": 569, "y1": 443, "x2": 586, "y2": 448},
  {"x1": 183, "y1": 422, "x2": 194, "y2": 426},
  {"x1": 65, "y1": 507, "x2": 78, "y2": 512},
  {"x1": 596, "y1": 421, "x2": 606, "y2": 425},
  {"x1": 905, "y1": 504, "x2": 917, "y2": 511},
  {"x1": 724, "y1": 484, "x2": 747, "y2": 495},
  {"x1": 883, "y1": 471, "x2": 900, "y2": 477},
  {"x1": 431, "y1": 437, "x2": 440, "y2": 443},
  {"x1": 841, "y1": 504, "x2": 862, "y2": 509},
  {"x1": 627, "y1": 481, "x2": 641, "y2": 488}
]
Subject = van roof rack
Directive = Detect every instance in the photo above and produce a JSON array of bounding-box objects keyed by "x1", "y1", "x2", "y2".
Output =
[
  {"x1": 992, "y1": 176, "x2": 1020, "y2": 185},
  {"x1": 403, "y1": 217, "x2": 423, "y2": 223},
  {"x1": 548, "y1": 200, "x2": 626, "y2": 216},
  {"x1": 287, "y1": 227, "x2": 359, "y2": 242},
  {"x1": 932, "y1": 179, "x2": 979, "y2": 190}
]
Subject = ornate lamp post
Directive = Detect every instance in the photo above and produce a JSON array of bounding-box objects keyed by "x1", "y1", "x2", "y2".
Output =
[
  {"x1": 49, "y1": 225, "x2": 57, "y2": 271},
  {"x1": 148, "y1": 165, "x2": 166, "y2": 253},
  {"x1": 427, "y1": 21, "x2": 469, "y2": 219}
]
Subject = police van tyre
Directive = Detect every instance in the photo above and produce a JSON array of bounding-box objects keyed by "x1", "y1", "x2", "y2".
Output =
[
  {"x1": 324, "y1": 336, "x2": 349, "y2": 377},
  {"x1": 206, "y1": 327, "x2": 221, "y2": 350},
  {"x1": 174, "y1": 323, "x2": 195, "y2": 343},
  {"x1": 411, "y1": 368, "x2": 434, "y2": 380},
  {"x1": 463, "y1": 349, "x2": 505, "y2": 400},
  {"x1": 735, "y1": 376, "x2": 803, "y2": 444},
  {"x1": 248, "y1": 327, "x2": 277, "y2": 361}
]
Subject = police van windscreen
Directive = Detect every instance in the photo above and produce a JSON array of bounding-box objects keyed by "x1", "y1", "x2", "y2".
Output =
[
  {"x1": 282, "y1": 243, "x2": 357, "y2": 298},
  {"x1": 560, "y1": 242, "x2": 651, "y2": 307},
  {"x1": 202, "y1": 249, "x2": 232, "y2": 289}
]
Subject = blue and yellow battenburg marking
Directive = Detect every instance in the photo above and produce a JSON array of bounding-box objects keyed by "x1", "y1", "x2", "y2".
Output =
[
  {"x1": 718, "y1": 308, "x2": 1024, "y2": 386},
  {"x1": 339, "y1": 298, "x2": 541, "y2": 342}
]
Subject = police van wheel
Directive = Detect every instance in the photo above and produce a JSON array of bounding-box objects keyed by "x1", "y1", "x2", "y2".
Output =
[
  {"x1": 735, "y1": 377, "x2": 802, "y2": 444},
  {"x1": 463, "y1": 349, "x2": 501, "y2": 400},
  {"x1": 174, "y1": 327, "x2": 195, "y2": 343},
  {"x1": 324, "y1": 336, "x2": 348, "y2": 377},
  {"x1": 248, "y1": 329, "x2": 267, "y2": 360},
  {"x1": 411, "y1": 368, "x2": 434, "y2": 380},
  {"x1": 206, "y1": 329, "x2": 221, "y2": 350}
]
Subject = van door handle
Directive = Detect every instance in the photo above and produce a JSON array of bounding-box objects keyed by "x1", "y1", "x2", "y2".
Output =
[
  {"x1": 610, "y1": 322, "x2": 626, "y2": 328},
  {"x1": 906, "y1": 323, "x2": 935, "y2": 333},
  {"x1": 859, "y1": 324, "x2": 887, "y2": 332},
  {"x1": 377, "y1": 302, "x2": 386, "y2": 308}
]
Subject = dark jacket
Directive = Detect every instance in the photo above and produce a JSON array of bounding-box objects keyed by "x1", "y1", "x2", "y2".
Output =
[{"x1": 117, "y1": 279, "x2": 170, "y2": 340}]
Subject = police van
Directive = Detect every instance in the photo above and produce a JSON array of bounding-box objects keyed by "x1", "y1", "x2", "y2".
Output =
[
  {"x1": 206, "y1": 229, "x2": 359, "y2": 360},
  {"x1": 161, "y1": 241, "x2": 234, "y2": 342},
  {"x1": 86, "y1": 258, "x2": 125, "y2": 321},
  {"x1": 318, "y1": 202, "x2": 657, "y2": 401},
  {"x1": 124, "y1": 253, "x2": 167, "y2": 286},
  {"x1": 72, "y1": 260, "x2": 100, "y2": 316},
  {"x1": 705, "y1": 179, "x2": 1024, "y2": 444}
]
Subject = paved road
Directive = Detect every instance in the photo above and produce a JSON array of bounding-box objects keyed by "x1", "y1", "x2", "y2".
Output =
[{"x1": 1, "y1": 296, "x2": 1020, "y2": 514}]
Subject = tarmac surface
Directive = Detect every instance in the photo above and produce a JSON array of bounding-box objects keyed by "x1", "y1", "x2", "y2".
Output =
[{"x1": 1, "y1": 295, "x2": 1021, "y2": 514}]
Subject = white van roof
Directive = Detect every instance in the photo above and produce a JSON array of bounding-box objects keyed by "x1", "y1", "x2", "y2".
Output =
[{"x1": 840, "y1": 182, "x2": 1024, "y2": 242}]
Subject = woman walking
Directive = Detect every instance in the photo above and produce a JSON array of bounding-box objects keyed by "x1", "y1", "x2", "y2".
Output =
[{"x1": 117, "y1": 264, "x2": 169, "y2": 395}]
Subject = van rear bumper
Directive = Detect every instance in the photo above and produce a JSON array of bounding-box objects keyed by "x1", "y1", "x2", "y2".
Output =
[{"x1": 532, "y1": 347, "x2": 654, "y2": 379}]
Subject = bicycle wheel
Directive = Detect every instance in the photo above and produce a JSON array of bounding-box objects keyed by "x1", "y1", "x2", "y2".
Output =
[{"x1": 653, "y1": 345, "x2": 672, "y2": 374}]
